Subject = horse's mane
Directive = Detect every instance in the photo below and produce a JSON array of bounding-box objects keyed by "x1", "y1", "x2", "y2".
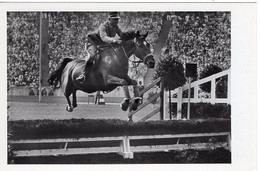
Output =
[{"x1": 120, "y1": 31, "x2": 137, "y2": 42}]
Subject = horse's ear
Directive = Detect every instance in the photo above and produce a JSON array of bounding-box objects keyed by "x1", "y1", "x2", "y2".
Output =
[
  {"x1": 136, "y1": 31, "x2": 140, "y2": 39},
  {"x1": 144, "y1": 32, "x2": 148, "y2": 38}
]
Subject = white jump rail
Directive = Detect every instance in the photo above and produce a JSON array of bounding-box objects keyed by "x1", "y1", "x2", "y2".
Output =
[
  {"x1": 129, "y1": 77, "x2": 165, "y2": 122},
  {"x1": 9, "y1": 132, "x2": 231, "y2": 159},
  {"x1": 169, "y1": 69, "x2": 231, "y2": 119}
]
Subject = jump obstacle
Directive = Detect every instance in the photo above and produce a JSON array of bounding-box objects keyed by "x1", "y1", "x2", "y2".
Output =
[
  {"x1": 129, "y1": 69, "x2": 231, "y2": 121},
  {"x1": 128, "y1": 77, "x2": 165, "y2": 122},
  {"x1": 8, "y1": 70, "x2": 231, "y2": 160},
  {"x1": 9, "y1": 132, "x2": 231, "y2": 159}
]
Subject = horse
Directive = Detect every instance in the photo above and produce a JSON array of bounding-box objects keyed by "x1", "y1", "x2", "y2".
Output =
[{"x1": 48, "y1": 31, "x2": 155, "y2": 117}]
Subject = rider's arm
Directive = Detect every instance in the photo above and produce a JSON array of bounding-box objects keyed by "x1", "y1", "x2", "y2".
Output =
[
  {"x1": 99, "y1": 24, "x2": 116, "y2": 43},
  {"x1": 116, "y1": 27, "x2": 124, "y2": 38}
]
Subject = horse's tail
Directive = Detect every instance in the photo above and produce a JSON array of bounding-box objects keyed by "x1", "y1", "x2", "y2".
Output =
[{"x1": 48, "y1": 58, "x2": 73, "y2": 88}]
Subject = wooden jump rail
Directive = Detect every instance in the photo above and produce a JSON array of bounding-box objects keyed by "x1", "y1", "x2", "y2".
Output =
[
  {"x1": 9, "y1": 132, "x2": 231, "y2": 159},
  {"x1": 129, "y1": 77, "x2": 165, "y2": 122}
]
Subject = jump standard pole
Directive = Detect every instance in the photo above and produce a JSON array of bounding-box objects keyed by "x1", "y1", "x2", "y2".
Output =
[
  {"x1": 39, "y1": 12, "x2": 49, "y2": 102},
  {"x1": 187, "y1": 77, "x2": 191, "y2": 120},
  {"x1": 160, "y1": 77, "x2": 165, "y2": 120},
  {"x1": 39, "y1": 12, "x2": 43, "y2": 102},
  {"x1": 185, "y1": 63, "x2": 197, "y2": 120}
]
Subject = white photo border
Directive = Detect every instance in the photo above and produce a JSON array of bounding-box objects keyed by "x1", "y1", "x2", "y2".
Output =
[{"x1": 0, "y1": 1, "x2": 257, "y2": 171}]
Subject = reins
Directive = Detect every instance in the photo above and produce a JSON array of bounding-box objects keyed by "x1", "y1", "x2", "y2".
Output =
[{"x1": 109, "y1": 42, "x2": 143, "y2": 68}]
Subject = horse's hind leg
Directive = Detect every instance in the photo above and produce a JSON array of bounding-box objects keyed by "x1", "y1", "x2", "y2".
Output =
[
  {"x1": 72, "y1": 91, "x2": 77, "y2": 108},
  {"x1": 65, "y1": 95, "x2": 73, "y2": 112}
]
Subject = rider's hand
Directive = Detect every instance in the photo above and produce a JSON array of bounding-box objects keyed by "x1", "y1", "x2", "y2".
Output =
[
  {"x1": 113, "y1": 39, "x2": 122, "y2": 44},
  {"x1": 116, "y1": 39, "x2": 122, "y2": 44}
]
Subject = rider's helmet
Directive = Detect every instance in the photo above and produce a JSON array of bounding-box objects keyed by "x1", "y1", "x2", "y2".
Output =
[{"x1": 108, "y1": 12, "x2": 120, "y2": 19}]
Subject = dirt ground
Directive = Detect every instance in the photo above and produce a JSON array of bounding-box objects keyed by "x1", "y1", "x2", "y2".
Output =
[{"x1": 8, "y1": 96, "x2": 162, "y2": 122}]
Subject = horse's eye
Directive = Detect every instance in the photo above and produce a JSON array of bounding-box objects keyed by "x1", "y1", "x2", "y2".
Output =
[{"x1": 145, "y1": 41, "x2": 150, "y2": 47}]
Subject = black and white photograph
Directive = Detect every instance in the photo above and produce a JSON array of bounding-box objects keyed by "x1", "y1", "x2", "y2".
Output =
[{"x1": 0, "y1": 1, "x2": 257, "y2": 170}]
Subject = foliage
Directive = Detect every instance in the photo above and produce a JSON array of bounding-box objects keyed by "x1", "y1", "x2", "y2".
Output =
[
  {"x1": 170, "y1": 103, "x2": 231, "y2": 119},
  {"x1": 199, "y1": 64, "x2": 222, "y2": 93},
  {"x1": 9, "y1": 119, "x2": 230, "y2": 140},
  {"x1": 8, "y1": 87, "x2": 15, "y2": 164},
  {"x1": 12, "y1": 148, "x2": 231, "y2": 164},
  {"x1": 154, "y1": 56, "x2": 186, "y2": 91},
  {"x1": 215, "y1": 75, "x2": 228, "y2": 98},
  {"x1": 8, "y1": 143, "x2": 15, "y2": 164}
]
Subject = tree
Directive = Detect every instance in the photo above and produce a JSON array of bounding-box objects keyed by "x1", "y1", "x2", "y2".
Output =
[
  {"x1": 154, "y1": 55, "x2": 186, "y2": 119},
  {"x1": 199, "y1": 64, "x2": 222, "y2": 93},
  {"x1": 154, "y1": 56, "x2": 186, "y2": 91},
  {"x1": 199, "y1": 64, "x2": 228, "y2": 98}
]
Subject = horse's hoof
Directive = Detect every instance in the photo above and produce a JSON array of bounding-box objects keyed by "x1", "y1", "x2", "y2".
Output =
[
  {"x1": 131, "y1": 97, "x2": 141, "y2": 111},
  {"x1": 130, "y1": 102, "x2": 139, "y2": 111},
  {"x1": 134, "y1": 97, "x2": 142, "y2": 104},
  {"x1": 66, "y1": 105, "x2": 73, "y2": 112},
  {"x1": 120, "y1": 99, "x2": 130, "y2": 111}
]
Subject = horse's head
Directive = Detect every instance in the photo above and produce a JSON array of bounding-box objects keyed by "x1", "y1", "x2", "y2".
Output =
[{"x1": 133, "y1": 31, "x2": 155, "y2": 68}]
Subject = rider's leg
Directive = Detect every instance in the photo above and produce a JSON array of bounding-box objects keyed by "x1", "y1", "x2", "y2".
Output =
[
  {"x1": 86, "y1": 44, "x2": 96, "y2": 64},
  {"x1": 76, "y1": 45, "x2": 97, "y2": 82}
]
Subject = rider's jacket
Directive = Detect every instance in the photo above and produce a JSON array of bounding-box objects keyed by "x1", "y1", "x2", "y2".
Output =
[{"x1": 97, "y1": 21, "x2": 123, "y2": 43}]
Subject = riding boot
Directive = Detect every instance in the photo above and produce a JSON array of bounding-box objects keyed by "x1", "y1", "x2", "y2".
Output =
[
  {"x1": 76, "y1": 44, "x2": 96, "y2": 83},
  {"x1": 76, "y1": 56, "x2": 95, "y2": 83}
]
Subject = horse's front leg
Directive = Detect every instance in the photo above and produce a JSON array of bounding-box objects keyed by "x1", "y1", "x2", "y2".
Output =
[
  {"x1": 125, "y1": 78, "x2": 142, "y2": 111},
  {"x1": 106, "y1": 75, "x2": 131, "y2": 111}
]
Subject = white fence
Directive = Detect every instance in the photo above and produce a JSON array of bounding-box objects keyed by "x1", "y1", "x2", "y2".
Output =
[
  {"x1": 9, "y1": 132, "x2": 231, "y2": 159},
  {"x1": 168, "y1": 69, "x2": 231, "y2": 119}
]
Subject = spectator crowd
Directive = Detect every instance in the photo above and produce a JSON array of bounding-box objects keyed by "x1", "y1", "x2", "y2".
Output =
[
  {"x1": 166, "y1": 12, "x2": 231, "y2": 73},
  {"x1": 7, "y1": 12, "x2": 230, "y2": 88},
  {"x1": 7, "y1": 12, "x2": 162, "y2": 87}
]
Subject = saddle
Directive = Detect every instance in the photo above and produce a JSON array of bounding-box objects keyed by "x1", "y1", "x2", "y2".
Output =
[
  {"x1": 87, "y1": 32, "x2": 106, "y2": 46},
  {"x1": 86, "y1": 33, "x2": 122, "y2": 68}
]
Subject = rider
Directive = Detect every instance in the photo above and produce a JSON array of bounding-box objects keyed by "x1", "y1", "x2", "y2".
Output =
[{"x1": 76, "y1": 12, "x2": 124, "y2": 82}]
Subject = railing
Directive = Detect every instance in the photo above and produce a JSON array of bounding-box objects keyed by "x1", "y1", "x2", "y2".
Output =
[
  {"x1": 9, "y1": 132, "x2": 231, "y2": 159},
  {"x1": 169, "y1": 69, "x2": 231, "y2": 119}
]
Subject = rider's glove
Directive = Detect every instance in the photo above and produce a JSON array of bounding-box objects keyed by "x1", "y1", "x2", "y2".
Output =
[
  {"x1": 116, "y1": 39, "x2": 122, "y2": 44},
  {"x1": 113, "y1": 39, "x2": 122, "y2": 44}
]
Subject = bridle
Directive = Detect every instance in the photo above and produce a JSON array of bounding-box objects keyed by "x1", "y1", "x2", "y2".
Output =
[{"x1": 110, "y1": 39, "x2": 152, "y2": 68}]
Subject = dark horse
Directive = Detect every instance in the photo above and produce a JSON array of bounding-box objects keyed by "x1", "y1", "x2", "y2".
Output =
[{"x1": 48, "y1": 31, "x2": 155, "y2": 115}]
